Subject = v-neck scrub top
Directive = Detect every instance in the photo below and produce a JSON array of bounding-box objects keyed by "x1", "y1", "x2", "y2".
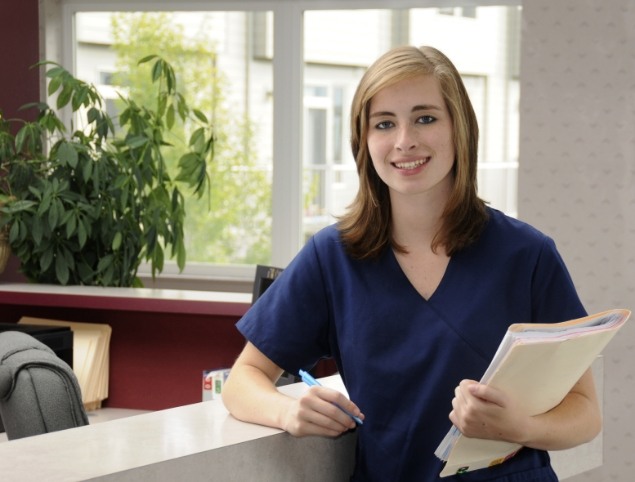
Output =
[{"x1": 236, "y1": 207, "x2": 587, "y2": 482}]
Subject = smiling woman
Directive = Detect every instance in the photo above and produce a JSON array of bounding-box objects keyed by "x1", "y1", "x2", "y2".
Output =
[
  {"x1": 341, "y1": 46, "x2": 486, "y2": 262},
  {"x1": 221, "y1": 44, "x2": 598, "y2": 482}
]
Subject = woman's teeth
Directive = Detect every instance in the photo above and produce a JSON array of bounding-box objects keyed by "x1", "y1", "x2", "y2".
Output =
[{"x1": 393, "y1": 158, "x2": 428, "y2": 170}]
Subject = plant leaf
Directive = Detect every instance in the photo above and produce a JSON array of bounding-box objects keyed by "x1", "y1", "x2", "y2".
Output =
[
  {"x1": 8, "y1": 220, "x2": 20, "y2": 243},
  {"x1": 176, "y1": 237, "x2": 186, "y2": 271},
  {"x1": 192, "y1": 109, "x2": 208, "y2": 124},
  {"x1": 189, "y1": 127, "x2": 205, "y2": 152},
  {"x1": 151, "y1": 58, "x2": 163, "y2": 83},
  {"x1": 57, "y1": 141, "x2": 79, "y2": 169},
  {"x1": 55, "y1": 251, "x2": 70, "y2": 285},
  {"x1": 32, "y1": 217, "x2": 43, "y2": 245},
  {"x1": 5, "y1": 200, "x2": 37, "y2": 214},
  {"x1": 57, "y1": 83, "x2": 74, "y2": 110},
  {"x1": 40, "y1": 248, "x2": 54, "y2": 272},
  {"x1": 77, "y1": 220, "x2": 88, "y2": 248},
  {"x1": 38, "y1": 191, "x2": 52, "y2": 216},
  {"x1": 48, "y1": 75, "x2": 62, "y2": 96},
  {"x1": 82, "y1": 156, "x2": 93, "y2": 183},
  {"x1": 97, "y1": 254, "x2": 113, "y2": 272},
  {"x1": 72, "y1": 84, "x2": 89, "y2": 111},
  {"x1": 166, "y1": 104, "x2": 175, "y2": 129},
  {"x1": 125, "y1": 135, "x2": 149, "y2": 149},
  {"x1": 112, "y1": 231, "x2": 123, "y2": 251},
  {"x1": 66, "y1": 212, "x2": 77, "y2": 238},
  {"x1": 138, "y1": 54, "x2": 158, "y2": 65},
  {"x1": 87, "y1": 107, "x2": 100, "y2": 124}
]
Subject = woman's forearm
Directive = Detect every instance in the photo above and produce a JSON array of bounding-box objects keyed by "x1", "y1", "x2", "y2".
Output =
[
  {"x1": 520, "y1": 369, "x2": 601, "y2": 451},
  {"x1": 222, "y1": 360, "x2": 290, "y2": 430}
]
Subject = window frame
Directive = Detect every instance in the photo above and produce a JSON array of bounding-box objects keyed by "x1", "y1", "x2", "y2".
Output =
[{"x1": 42, "y1": 0, "x2": 521, "y2": 292}]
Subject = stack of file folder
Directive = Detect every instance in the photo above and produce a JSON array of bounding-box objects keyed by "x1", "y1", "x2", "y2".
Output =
[
  {"x1": 18, "y1": 317, "x2": 112, "y2": 411},
  {"x1": 435, "y1": 308, "x2": 630, "y2": 477}
]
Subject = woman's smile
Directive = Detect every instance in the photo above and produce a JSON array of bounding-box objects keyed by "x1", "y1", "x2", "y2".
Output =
[{"x1": 392, "y1": 157, "x2": 430, "y2": 172}]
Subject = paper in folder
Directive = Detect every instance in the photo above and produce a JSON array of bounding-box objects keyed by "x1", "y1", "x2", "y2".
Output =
[
  {"x1": 435, "y1": 308, "x2": 630, "y2": 478},
  {"x1": 18, "y1": 317, "x2": 112, "y2": 411}
]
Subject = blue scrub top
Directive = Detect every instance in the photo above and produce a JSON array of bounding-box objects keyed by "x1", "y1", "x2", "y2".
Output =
[{"x1": 237, "y1": 207, "x2": 586, "y2": 482}]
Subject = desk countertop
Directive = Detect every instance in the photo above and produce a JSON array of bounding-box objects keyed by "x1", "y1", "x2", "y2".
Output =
[
  {"x1": 0, "y1": 375, "x2": 352, "y2": 482},
  {"x1": 0, "y1": 369, "x2": 603, "y2": 481}
]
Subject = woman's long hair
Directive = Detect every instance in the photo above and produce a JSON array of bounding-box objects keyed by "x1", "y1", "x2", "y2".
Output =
[{"x1": 338, "y1": 45, "x2": 488, "y2": 259}]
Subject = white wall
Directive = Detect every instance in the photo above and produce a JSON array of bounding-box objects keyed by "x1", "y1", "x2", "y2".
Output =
[{"x1": 519, "y1": 2, "x2": 635, "y2": 480}]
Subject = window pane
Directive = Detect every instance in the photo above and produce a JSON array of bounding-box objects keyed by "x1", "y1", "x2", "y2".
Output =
[
  {"x1": 75, "y1": 11, "x2": 273, "y2": 266},
  {"x1": 72, "y1": 5, "x2": 521, "y2": 279},
  {"x1": 302, "y1": 6, "x2": 521, "y2": 241}
]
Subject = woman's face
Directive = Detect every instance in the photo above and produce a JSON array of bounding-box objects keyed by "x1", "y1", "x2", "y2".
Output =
[{"x1": 366, "y1": 74, "x2": 455, "y2": 202}]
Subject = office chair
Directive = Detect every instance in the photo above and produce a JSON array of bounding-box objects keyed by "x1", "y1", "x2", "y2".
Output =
[{"x1": 0, "y1": 331, "x2": 88, "y2": 440}]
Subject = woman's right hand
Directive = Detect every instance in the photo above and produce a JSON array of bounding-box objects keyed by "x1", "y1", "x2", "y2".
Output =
[
  {"x1": 223, "y1": 342, "x2": 363, "y2": 438},
  {"x1": 282, "y1": 385, "x2": 363, "y2": 437}
]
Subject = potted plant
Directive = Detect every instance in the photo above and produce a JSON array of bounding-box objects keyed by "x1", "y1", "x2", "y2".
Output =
[{"x1": 0, "y1": 55, "x2": 215, "y2": 286}]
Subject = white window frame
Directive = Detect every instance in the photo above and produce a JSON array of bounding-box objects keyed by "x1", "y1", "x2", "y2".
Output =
[{"x1": 41, "y1": 0, "x2": 521, "y2": 292}]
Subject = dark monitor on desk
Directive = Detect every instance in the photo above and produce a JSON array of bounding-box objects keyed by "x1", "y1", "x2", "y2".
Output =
[{"x1": 251, "y1": 265, "x2": 284, "y2": 304}]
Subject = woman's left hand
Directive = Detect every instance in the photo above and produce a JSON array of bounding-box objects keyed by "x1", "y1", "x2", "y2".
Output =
[{"x1": 449, "y1": 379, "x2": 530, "y2": 444}]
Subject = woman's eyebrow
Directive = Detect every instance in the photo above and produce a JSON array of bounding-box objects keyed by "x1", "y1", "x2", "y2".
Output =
[
  {"x1": 369, "y1": 110, "x2": 394, "y2": 119},
  {"x1": 412, "y1": 104, "x2": 443, "y2": 112},
  {"x1": 369, "y1": 104, "x2": 443, "y2": 119}
]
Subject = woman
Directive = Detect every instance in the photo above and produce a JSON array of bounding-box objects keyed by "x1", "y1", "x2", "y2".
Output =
[{"x1": 222, "y1": 45, "x2": 601, "y2": 481}]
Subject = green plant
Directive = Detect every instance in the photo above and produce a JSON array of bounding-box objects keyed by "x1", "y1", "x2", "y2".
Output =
[
  {"x1": 0, "y1": 55, "x2": 215, "y2": 286},
  {"x1": 110, "y1": 13, "x2": 272, "y2": 265}
]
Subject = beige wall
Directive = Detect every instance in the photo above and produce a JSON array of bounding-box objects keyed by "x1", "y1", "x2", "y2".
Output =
[{"x1": 520, "y1": 1, "x2": 635, "y2": 480}]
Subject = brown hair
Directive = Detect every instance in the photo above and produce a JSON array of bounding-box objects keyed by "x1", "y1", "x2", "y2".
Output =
[{"x1": 338, "y1": 45, "x2": 488, "y2": 259}]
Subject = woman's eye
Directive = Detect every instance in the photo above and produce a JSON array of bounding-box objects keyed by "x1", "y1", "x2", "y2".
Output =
[
  {"x1": 375, "y1": 120, "x2": 394, "y2": 130},
  {"x1": 417, "y1": 115, "x2": 436, "y2": 125}
]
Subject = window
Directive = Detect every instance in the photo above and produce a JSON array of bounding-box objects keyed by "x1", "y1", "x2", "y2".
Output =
[
  {"x1": 45, "y1": 1, "x2": 521, "y2": 291},
  {"x1": 75, "y1": 11, "x2": 274, "y2": 272},
  {"x1": 438, "y1": 7, "x2": 477, "y2": 18}
]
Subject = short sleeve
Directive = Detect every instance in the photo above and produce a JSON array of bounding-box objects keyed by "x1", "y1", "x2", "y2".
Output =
[{"x1": 236, "y1": 236, "x2": 333, "y2": 374}]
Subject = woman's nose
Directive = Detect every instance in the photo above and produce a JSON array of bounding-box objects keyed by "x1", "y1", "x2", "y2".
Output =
[{"x1": 395, "y1": 125, "x2": 417, "y2": 151}]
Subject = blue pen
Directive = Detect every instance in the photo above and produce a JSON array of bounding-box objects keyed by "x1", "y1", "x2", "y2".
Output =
[{"x1": 299, "y1": 369, "x2": 363, "y2": 426}]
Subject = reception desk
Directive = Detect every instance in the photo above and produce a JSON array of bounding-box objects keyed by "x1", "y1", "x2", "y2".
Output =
[
  {"x1": 0, "y1": 373, "x2": 603, "y2": 481},
  {"x1": 0, "y1": 375, "x2": 357, "y2": 482},
  {"x1": 0, "y1": 285, "x2": 603, "y2": 480}
]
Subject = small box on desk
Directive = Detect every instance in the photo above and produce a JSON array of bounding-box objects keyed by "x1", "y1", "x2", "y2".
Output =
[
  {"x1": 202, "y1": 369, "x2": 230, "y2": 401},
  {"x1": 0, "y1": 323, "x2": 73, "y2": 368}
]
